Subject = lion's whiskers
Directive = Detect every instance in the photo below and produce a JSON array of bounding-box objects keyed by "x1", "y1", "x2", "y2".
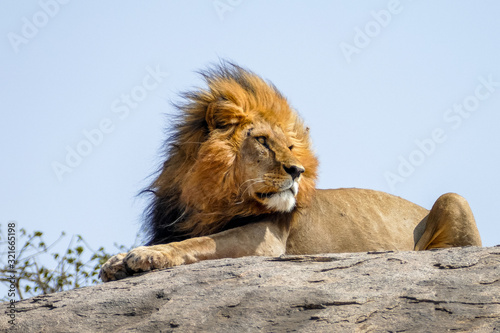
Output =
[
  {"x1": 235, "y1": 178, "x2": 265, "y2": 204},
  {"x1": 238, "y1": 178, "x2": 265, "y2": 194}
]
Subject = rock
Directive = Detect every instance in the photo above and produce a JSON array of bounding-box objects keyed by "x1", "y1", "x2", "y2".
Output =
[{"x1": 2, "y1": 246, "x2": 500, "y2": 332}]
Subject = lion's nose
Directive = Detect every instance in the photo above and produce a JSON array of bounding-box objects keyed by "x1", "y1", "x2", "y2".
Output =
[{"x1": 283, "y1": 165, "x2": 305, "y2": 180}]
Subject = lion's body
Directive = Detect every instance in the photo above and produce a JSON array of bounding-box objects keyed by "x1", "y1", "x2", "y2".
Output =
[
  {"x1": 100, "y1": 62, "x2": 482, "y2": 282},
  {"x1": 286, "y1": 188, "x2": 428, "y2": 254}
]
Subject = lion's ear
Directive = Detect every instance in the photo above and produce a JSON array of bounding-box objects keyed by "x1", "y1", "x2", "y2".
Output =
[{"x1": 206, "y1": 101, "x2": 246, "y2": 131}]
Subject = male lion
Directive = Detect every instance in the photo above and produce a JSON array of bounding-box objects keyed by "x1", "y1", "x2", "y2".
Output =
[{"x1": 100, "y1": 62, "x2": 482, "y2": 282}]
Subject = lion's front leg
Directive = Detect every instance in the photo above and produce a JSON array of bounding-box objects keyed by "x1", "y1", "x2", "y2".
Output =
[
  {"x1": 100, "y1": 221, "x2": 288, "y2": 282},
  {"x1": 99, "y1": 240, "x2": 218, "y2": 282}
]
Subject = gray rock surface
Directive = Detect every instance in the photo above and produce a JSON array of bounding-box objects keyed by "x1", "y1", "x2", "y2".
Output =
[{"x1": 2, "y1": 246, "x2": 500, "y2": 332}]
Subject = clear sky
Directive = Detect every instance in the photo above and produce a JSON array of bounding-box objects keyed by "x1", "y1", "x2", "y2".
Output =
[{"x1": 1, "y1": 0, "x2": 499, "y2": 267}]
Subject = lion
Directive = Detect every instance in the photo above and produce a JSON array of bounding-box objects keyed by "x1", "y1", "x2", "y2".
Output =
[{"x1": 100, "y1": 62, "x2": 482, "y2": 282}]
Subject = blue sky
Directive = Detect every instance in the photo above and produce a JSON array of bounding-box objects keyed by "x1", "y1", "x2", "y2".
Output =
[{"x1": 1, "y1": 0, "x2": 499, "y2": 270}]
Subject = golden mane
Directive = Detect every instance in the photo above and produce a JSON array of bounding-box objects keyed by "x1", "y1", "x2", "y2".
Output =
[{"x1": 143, "y1": 62, "x2": 318, "y2": 245}]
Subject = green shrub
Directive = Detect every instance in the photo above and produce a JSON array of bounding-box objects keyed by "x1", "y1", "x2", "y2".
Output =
[{"x1": 1, "y1": 224, "x2": 138, "y2": 301}]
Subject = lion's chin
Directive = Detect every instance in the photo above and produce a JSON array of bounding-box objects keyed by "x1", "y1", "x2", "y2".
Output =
[
  {"x1": 260, "y1": 182, "x2": 299, "y2": 213},
  {"x1": 265, "y1": 190, "x2": 296, "y2": 212}
]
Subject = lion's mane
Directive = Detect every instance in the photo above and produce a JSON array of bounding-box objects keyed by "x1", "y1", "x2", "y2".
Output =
[{"x1": 143, "y1": 62, "x2": 318, "y2": 245}]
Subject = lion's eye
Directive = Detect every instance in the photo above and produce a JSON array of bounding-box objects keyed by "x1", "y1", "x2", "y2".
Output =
[
  {"x1": 288, "y1": 145, "x2": 294, "y2": 151},
  {"x1": 256, "y1": 136, "x2": 268, "y2": 147}
]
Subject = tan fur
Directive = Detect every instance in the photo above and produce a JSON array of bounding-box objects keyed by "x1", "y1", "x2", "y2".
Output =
[{"x1": 100, "y1": 63, "x2": 481, "y2": 282}]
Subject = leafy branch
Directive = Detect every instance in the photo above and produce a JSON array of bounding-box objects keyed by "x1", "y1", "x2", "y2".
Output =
[{"x1": 0, "y1": 224, "x2": 138, "y2": 301}]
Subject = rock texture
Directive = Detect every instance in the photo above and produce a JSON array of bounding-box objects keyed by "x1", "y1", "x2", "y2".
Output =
[{"x1": 2, "y1": 246, "x2": 500, "y2": 332}]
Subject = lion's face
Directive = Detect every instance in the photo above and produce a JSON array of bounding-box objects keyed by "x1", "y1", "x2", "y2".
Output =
[
  {"x1": 236, "y1": 121, "x2": 305, "y2": 212},
  {"x1": 180, "y1": 112, "x2": 314, "y2": 218}
]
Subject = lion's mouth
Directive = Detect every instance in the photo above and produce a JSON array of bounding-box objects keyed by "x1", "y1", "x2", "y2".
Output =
[
  {"x1": 254, "y1": 185, "x2": 298, "y2": 213},
  {"x1": 256, "y1": 185, "x2": 297, "y2": 200},
  {"x1": 256, "y1": 192, "x2": 278, "y2": 199}
]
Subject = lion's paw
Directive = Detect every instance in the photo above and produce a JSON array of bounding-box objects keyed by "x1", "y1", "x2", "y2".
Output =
[
  {"x1": 99, "y1": 252, "x2": 128, "y2": 282},
  {"x1": 100, "y1": 245, "x2": 185, "y2": 282},
  {"x1": 123, "y1": 245, "x2": 182, "y2": 272}
]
